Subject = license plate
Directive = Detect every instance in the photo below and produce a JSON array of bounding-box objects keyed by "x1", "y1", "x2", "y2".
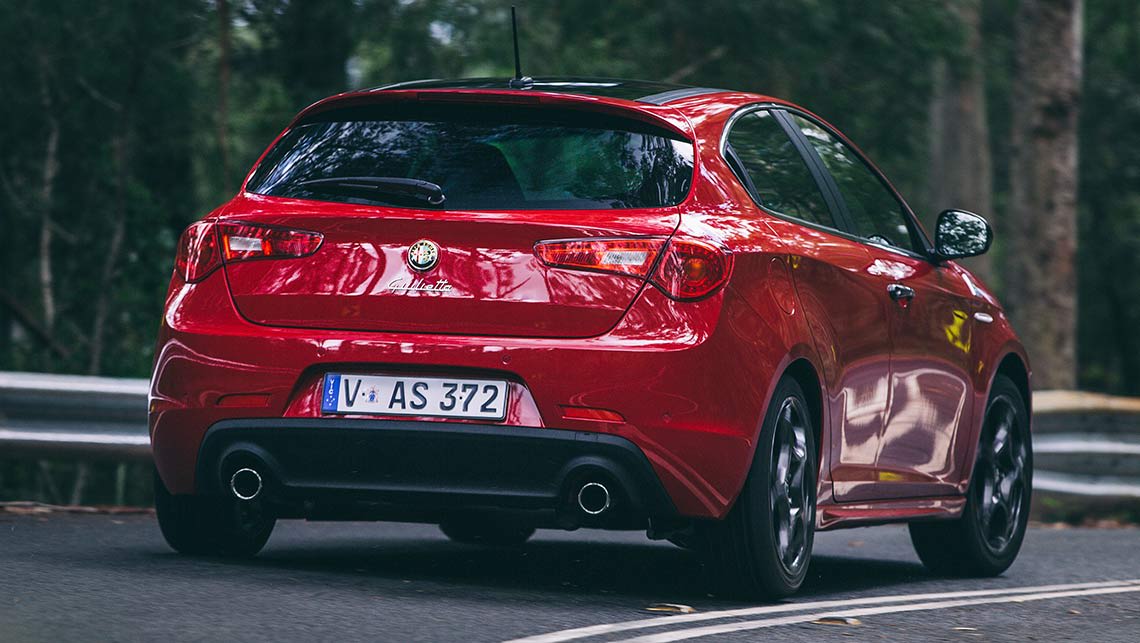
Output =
[{"x1": 321, "y1": 374, "x2": 509, "y2": 421}]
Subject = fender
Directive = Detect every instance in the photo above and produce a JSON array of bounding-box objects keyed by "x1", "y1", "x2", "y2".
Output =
[
  {"x1": 955, "y1": 339, "x2": 1032, "y2": 494},
  {"x1": 719, "y1": 340, "x2": 828, "y2": 514}
]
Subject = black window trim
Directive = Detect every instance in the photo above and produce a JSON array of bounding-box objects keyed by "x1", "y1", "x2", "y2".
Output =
[
  {"x1": 719, "y1": 104, "x2": 846, "y2": 234},
  {"x1": 769, "y1": 109, "x2": 856, "y2": 231},
  {"x1": 719, "y1": 102, "x2": 936, "y2": 263},
  {"x1": 777, "y1": 108, "x2": 935, "y2": 261},
  {"x1": 723, "y1": 144, "x2": 760, "y2": 198}
]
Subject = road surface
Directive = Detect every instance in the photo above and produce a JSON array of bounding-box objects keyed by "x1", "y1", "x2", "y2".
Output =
[{"x1": 1, "y1": 513, "x2": 1138, "y2": 641}]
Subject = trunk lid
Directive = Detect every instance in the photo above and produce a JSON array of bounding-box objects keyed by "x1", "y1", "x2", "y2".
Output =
[{"x1": 219, "y1": 195, "x2": 679, "y2": 337}]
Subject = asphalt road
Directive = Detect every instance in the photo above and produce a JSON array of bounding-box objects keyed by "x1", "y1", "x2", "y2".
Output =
[{"x1": 1, "y1": 513, "x2": 1138, "y2": 642}]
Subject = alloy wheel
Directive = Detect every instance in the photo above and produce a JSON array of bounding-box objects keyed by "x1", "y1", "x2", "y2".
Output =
[
  {"x1": 974, "y1": 395, "x2": 1029, "y2": 554},
  {"x1": 769, "y1": 396, "x2": 812, "y2": 575}
]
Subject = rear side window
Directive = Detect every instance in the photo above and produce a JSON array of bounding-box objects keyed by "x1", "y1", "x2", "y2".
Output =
[
  {"x1": 789, "y1": 114, "x2": 922, "y2": 253},
  {"x1": 246, "y1": 105, "x2": 694, "y2": 210},
  {"x1": 724, "y1": 110, "x2": 834, "y2": 228}
]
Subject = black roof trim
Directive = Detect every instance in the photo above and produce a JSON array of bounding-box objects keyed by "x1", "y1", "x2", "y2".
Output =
[
  {"x1": 369, "y1": 77, "x2": 723, "y2": 104},
  {"x1": 636, "y1": 86, "x2": 724, "y2": 105}
]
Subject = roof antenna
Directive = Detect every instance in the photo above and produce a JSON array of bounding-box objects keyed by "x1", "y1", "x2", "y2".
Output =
[{"x1": 508, "y1": 6, "x2": 532, "y2": 89}]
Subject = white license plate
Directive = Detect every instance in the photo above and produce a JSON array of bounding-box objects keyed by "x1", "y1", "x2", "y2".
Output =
[{"x1": 321, "y1": 374, "x2": 509, "y2": 420}]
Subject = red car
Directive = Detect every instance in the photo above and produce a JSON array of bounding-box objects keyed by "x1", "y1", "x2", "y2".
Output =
[{"x1": 150, "y1": 77, "x2": 1032, "y2": 598}]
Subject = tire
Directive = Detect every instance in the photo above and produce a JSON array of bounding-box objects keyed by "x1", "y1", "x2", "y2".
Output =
[
  {"x1": 153, "y1": 471, "x2": 275, "y2": 557},
  {"x1": 700, "y1": 376, "x2": 817, "y2": 599},
  {"x1": 439, "y1": 516, "x2": 535, "y2": 546},
  {"x1": 909, "y1": 374, "x2": 1032, "y2": 576}
]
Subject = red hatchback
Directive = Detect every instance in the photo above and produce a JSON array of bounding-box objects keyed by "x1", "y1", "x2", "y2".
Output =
[{"x1": 150, "y1": 77, "x2": 1032, "y2": 598}]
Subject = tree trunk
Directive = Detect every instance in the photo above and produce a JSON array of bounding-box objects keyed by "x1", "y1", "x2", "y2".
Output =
[
  {"x1": 87, "y1": 132, "x2": 128, "y2": 375},
  {"x1": 216, "y1": 0, "x2": 233, "y2": 193},
  {"x1": 927, "y1": 0, "x2": 994, "y2": 285},
  {"x1": 1007, "y1": 0, "x2": 1083, "y2": 389},
  {"x1": 37, "y1": 55, "x2": 59, "y2": 339},
  {"x1": 69, "y1": 464, "x2": 89, "y2": 506},
  {"x1": 87, "y1": 62, "x2": 142, "y2": 375}
]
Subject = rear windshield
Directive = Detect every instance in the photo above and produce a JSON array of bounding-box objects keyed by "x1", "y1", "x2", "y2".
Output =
[{"x1": 245, "y1": 105, "x2": 694, "y2": 210}]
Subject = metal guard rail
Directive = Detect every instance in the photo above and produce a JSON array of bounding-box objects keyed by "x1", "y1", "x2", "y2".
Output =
[{"x1": 1, "y1": 371, "x2": 1139, "y2": 497}]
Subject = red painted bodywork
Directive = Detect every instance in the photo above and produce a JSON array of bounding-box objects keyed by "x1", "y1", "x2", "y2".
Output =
[{"x1": 150, "y1": 84, "x2": 1029, "y2": 530}]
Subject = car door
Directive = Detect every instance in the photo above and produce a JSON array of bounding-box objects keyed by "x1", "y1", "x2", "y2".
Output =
[
  {"x1": 787, "y1": 112, "x2": 975, "y2": 499},
  {"x1": 723, "y1": 108, "x2": 892, "y2": 502}
]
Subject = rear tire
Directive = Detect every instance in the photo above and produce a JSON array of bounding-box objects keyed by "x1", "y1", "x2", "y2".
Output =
[
  {"x1": 909, "y1": 374, "x2": 1032, "y2": 576},
  {"x1": 154, "y1": 471, "x2": 275, "y2": 557},
  {"x1": 700, "y1": 376, "x2": 817, "y2": 599},
  {"x1": 439, "y1": 516, "x2": 535, "y2": 546}
]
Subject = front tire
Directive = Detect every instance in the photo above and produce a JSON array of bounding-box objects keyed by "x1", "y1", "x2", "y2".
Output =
[
  {"x1": 909, "y1": 374, "x2": 1032, "y2": 576},
  {"x1": 154, "y1": 471, "x2": 275, "y2": 557},
  {"x1": 701, "y1": 376, "x2": 817, "y2": 599}
]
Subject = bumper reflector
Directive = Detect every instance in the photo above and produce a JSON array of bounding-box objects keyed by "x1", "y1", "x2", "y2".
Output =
[{"x1": 560, "y1": 405, "x2": 626, "y2": 424}]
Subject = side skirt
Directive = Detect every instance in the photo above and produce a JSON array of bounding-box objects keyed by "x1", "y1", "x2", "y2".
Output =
[{"x1": 816, "y1": 495, "x2": 966, "y2": 531}]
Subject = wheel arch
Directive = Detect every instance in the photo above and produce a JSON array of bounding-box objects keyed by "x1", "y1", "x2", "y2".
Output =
[
  {"x1": 993, "y1": 351, "x2": 1032, "y2": 419},
  {"x1": 728, "y1": 350, "x2": 827, "y2": 514},
  {"x1": 955, "y1": 345, "x2": 1033, "y2": 494},
  {"x1": 783, "y1": 357, "x2": 824, "y2": 461}
]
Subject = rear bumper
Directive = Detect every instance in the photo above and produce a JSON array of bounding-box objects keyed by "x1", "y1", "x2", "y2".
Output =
[
  {"x1": 151, "y1": 270, "x2": 793, "y2": 519},
  {"x1": 197, "y1": 418, "x2": 676, "y2": 527}
]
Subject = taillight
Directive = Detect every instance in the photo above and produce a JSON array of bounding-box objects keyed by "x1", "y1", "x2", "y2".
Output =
[
  {"x1": 175, "y1": 220, "x2": 221, "y2": 282},
  {"x1": 651, "y1": 238, "x2": 733, "y2": 301},
  {"x1": 533, "y1": 236, "x2": 732, "y2": 301},
  {"x1": 174, "y1": 220, "x2": 323, "y2": 282},
  {"x1": 216, "y1": 222, "x2": 323, "y2": 262},
  {"x1": 534, "y1": 237, "x2": 666, "y2": 277}
]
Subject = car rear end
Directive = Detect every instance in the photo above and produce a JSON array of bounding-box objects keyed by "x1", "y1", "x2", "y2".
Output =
[{"x1": 149, "y1": 89, "x2": 762, "y2": 531}]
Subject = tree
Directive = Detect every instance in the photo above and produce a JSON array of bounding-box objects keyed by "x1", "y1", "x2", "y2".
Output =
[
  {"x1": 1077, "y1": 0, "x2": 1140, "y2": 394},
  {"x1": 216, "y1": 0, "x2": 233, "y2": 193},
  {"x1": 1006, "y1": 0, "x2": 1083, "y2": 390},
  {"x1": 0, "y1": 0, "x2": 1131, "y2": 399},
  {"x1": 240, "y1": 0, "x2": 356, "y2": 109},
  {"x1": 928, "y1": 0, "x2": 994, "y2": 284}
]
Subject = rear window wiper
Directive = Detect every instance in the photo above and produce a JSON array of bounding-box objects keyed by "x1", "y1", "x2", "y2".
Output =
[{"x1": 296, "y1": 176, "x2": 446, "y2": 207}]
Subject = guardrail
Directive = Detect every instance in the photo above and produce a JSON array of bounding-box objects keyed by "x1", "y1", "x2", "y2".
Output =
[
  {"x1": 1, "y1": 371, "x2": 1139, "y2": 497},
  {"x1": 1032, "y1": 391, "x2": 1140, "y2": 498},
  {"x1": 0, "y1": 371, "x2": 150, "y2": 461}
]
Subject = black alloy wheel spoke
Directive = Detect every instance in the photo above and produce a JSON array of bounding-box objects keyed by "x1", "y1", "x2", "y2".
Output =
[
  {"x1": 770, "y1": 397, "x2": 811, "y2": 574},
  {"x1": 977, "y1": 396, "x2": 1026, "y2": 552}
]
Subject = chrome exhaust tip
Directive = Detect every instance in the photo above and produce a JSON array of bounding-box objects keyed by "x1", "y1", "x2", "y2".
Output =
[
  {"x1": 229, "y1": 467, "x2": 263, "y2": 501},
  {"x1": 576, "y1": 481, "x2": 611, "y2": 515}
]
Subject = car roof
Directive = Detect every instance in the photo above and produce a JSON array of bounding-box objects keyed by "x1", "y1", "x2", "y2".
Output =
[
  {"x1": 294, "y1": 77, "x2": 784, "y2": 143},
  {"x1": 369, "y1": 76, "x2": 727, "y2": 105}
]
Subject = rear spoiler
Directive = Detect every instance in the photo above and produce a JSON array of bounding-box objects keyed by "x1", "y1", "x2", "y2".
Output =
[{"x1": 290, "y1": 89, "x2": 695, "y2": 141}]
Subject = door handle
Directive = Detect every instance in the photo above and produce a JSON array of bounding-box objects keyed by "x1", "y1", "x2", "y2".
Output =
[{"x1": 887, "y1": 283, "x2": 916, "y2": 303}]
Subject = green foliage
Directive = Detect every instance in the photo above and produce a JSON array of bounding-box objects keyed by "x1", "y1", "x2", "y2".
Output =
[
  {"x1": 1078, "y1": 0, "x2": 1140, "y2": 394},
  {"x1": 0, "y1": 0, "x2": 1135, "y2": 395},
  {"x1": 0, "y1": 0, "x2": 202, "y2": 376}
]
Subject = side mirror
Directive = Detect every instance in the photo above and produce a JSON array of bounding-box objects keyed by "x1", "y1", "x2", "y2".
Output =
[{"x1": 934, "y1": 209, "x2": 993, "y2": 260}]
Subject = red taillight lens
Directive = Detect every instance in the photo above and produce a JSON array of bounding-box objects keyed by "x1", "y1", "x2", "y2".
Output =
[
  {"x1": 533, "y1": 235, "x2": 732, "y2": 301},
  {"x1": 216, "y1": 222, "x2": 323, "y2": 263},
  {"x1": 175, "y1": 220, "x2": 221, "y2": 282},
  {"x1": 534, "y1": 237, "x2": 666, "y2": 277},
  {"x1": 651, "y1": 238, "x2": 733, "y2": 300},
  {"x1": 175, "y1": 220, "x2": 324, "y2": 282}
]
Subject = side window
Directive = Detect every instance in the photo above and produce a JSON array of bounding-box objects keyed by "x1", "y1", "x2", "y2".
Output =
[
  {"x1": 725, "y1": 110, "x2": 835, "y2": 228},
  {"x1": 789, "y1": 114, "x2": 920, "y2": 253}
]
